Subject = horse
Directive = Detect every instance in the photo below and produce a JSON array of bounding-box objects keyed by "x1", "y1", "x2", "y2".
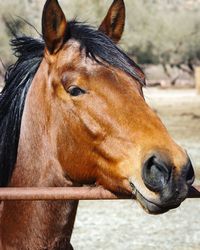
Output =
[{"x1": 0, "y1": 0, "x2": 195, "y2": 249}]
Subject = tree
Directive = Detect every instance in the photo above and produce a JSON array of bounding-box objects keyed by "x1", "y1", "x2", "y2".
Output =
[
  {"x1": 124, "y1": 0, "x2": 200, "y2": 84},
  {"x1": 1, "y1": 0, "x2": 200, "y2": 85}
]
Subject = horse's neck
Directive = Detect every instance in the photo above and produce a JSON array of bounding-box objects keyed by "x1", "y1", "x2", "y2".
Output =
[
  {"x1": 0, "y1": 202, "x2": 3, "y2": 249},
  {"x1": 1, "y1": 200, "x2": 78, "y2": 250},
  {"x1": 1, "y1": 143, "x2": 79, "y2": 249},
  {"x1": 0, "y1": 62, "x2": 78, "y2": 250}
]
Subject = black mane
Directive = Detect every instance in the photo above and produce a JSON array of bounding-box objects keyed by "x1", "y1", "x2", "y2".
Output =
[
  {"x1": 0, "y1": 21, "x2": 145, "y2": 187},
  {"x1": 0, "y1": 36, "x2": 44, "y2": 187},
  {"x1": 68, "y1": 21, "x2": 145, "y2": 85}
]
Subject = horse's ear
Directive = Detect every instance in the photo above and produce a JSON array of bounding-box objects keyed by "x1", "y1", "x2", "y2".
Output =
[
  {"x1": 42, "y1": 0, "x2": 68, "y2": 54},
  {"x1": 99, "y1": 0, "x2": 125, "y2": 43}
]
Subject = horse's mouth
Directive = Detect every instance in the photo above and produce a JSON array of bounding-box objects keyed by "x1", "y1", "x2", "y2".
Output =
[{"x1": 130, "y1": 183, "x2": 181, "y2": 215}]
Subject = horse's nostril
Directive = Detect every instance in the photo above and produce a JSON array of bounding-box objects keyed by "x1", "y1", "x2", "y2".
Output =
[
  {"x1": 185, "y1": 160, "x2": 195, "y2": 186},
  {"x1": 142, "y1": 156, "x2": 170, "y2": 192}
]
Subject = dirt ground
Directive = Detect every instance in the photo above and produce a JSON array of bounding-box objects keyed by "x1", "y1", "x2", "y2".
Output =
[
  {"x1": 71, "y1": 88, "x2": 200, "y2": 250},
  {"x1": 144, "y1": 88, "x2": 200, "y2": 177}
]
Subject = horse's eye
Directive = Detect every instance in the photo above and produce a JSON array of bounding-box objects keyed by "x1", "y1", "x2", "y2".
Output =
[{"x1": 67, "y1": 86, "x2": 86, "y2": 97}]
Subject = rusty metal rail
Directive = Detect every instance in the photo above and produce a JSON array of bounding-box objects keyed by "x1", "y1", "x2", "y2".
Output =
[{"x1": 0, "y1": 185, "x2": 199, "y2": 201}]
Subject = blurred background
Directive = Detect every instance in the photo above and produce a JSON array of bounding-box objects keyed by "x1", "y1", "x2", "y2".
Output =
[{"x1": 0, "y1": 0, "x2": 200, "y2": 250}]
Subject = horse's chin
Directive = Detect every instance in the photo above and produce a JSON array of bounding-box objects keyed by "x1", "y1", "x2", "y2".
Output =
[{"x1": 131, "y1": 184, "x2": 181, "y2": 215}]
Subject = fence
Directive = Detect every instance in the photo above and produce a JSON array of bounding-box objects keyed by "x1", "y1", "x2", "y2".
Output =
[
  {"x1": 0, "y1": 185, "x2": 200, "y2": 201},
  {"x1": 195, "y1": 67, "x2": 200, "y2": 94}
]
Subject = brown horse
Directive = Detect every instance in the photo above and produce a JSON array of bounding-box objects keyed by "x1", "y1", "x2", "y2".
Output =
[{"x1": 0, "y1": 0, "x2": 195, "y2": 249}]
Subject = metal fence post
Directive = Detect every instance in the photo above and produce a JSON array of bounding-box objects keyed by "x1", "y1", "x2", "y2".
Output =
[{"x1": 195, "y1": 67, "x2": 200, "y2": 94}]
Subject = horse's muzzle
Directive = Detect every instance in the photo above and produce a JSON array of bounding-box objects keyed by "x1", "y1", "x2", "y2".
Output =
[
  {"x1": 131, "y1": 184, "x2": 181, "y2": 215},
  {"x1": 132, "y1": 155, "x2": 195, "y2": 214},
  {"x1": 142, "y1": 155, "x2": 194, "y2": 193}
]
